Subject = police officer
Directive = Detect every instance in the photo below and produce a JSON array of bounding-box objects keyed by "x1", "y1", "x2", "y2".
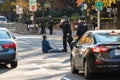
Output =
[
  {"x1": 40, "y1": 17, "x2": 46, "y2": 34},
  {"x1": 76, "y1": 16, "x2": 88, "y2": 41},
  {"x1": 60, "y1": 16, "x2": 72, "y2": 52},
  {"x1": 92, "y1": 19, "x2": 97, "y2": 30},
  {"x1": 48, "y1": 15, "x2": 53, "y2": 35}
]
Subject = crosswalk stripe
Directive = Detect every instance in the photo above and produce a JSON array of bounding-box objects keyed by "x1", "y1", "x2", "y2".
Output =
[
  {"x1": 16, "y1": 36, "x2": 41, "y2": 39},
  {"x1": 62, "y1": 77, "x2": 71, "y2": 80}
]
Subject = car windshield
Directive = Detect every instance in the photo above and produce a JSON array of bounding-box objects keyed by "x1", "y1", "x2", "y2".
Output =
[
  {"x1": 0, "y1": 30, "x2": 11, "y2": 39},
  {"x1": 94, "y1": 32, "x2": 120, "y2": 43},
  {"x1": 0, "y1": 17, "x2": 7, "y2": 21}
]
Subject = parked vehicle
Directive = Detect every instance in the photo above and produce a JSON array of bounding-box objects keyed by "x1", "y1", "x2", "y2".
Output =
[
  {"x1": 0, "y1": 16, "x2": 7, "y2": 23},
  {"x1": 0, "y1": 28, "x2": 17, "y2": 68},
  {"x1": 0, "y1": 16, "x2": 8, "y2": 27},
  {"x1": 70, "y1": 30, "x2": 120, "y2": 79}
]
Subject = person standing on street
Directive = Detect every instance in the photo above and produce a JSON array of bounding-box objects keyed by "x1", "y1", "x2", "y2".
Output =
[
  {"x1": 92, "y1": 19, "x2": 97, "y2": 30},
  {"x1": 60, "y1": 16, "x2": 73, "y2": 52},
  {"x1": 40, "y1": 17, "x2": 46, "y2": 34},
  {"x1": 48, "y1": 15, "x2": 53, "y2": 35},
  {"x1": 76, "y1": 16, "x2": 88, "y2": 42}
]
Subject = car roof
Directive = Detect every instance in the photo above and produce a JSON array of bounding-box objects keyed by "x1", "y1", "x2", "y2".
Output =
[
  {"x1": 0, "y1": 28, "x2": 8, "y2": 31},
  {"x1": 0, "y1": 16, "x2": 7, "y2": 18},
  {"x1": 87, "y1": 30, "x2": 120, "y2": 34}
]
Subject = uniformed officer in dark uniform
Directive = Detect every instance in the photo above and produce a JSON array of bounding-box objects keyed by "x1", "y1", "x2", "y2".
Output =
[
  {"x1": 76, "y1": 16, "x2": 88, "y2": 41},
  {"x1": 48, "y1": 15, "x2": 53, "y2": 35},
  {"x1": 40, "y1": 17, "x2": 46, "y2": 34},
  {"x1": 60, "y1": 16, "x2": 73, "y2": 52},
  {"x1": 92, "y1": 19, "x2": 97, "y2": 30}
]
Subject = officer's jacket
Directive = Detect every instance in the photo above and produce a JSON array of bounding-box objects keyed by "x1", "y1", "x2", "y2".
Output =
[
  {"x1": 76, "y1": 22, "x2": 88, "y2": 36},
  {"x1": 48, "y1": 19, "x2": 53, "y2": 29},
  {"x1": 60, "y1": 21, "x2": 72, "y2": 35}
]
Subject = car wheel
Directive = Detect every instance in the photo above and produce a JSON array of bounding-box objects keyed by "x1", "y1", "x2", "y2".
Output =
[
  {"x1": 71, "y1": 57, "x2": 79, "y2": 74},
  {"x1": 84, "y1": 61, "x2": 91, "y2": 79},
  {"x1": 11, "y1": 61, "x2": 17, "y2": 68}
]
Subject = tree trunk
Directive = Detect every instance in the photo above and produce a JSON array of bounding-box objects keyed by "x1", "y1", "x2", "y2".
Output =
[{"x1": 116, "y1": 1, "x2": 120, "y2": 29}]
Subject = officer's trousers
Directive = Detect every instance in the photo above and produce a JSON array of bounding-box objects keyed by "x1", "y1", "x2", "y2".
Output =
[{"x1": 63, "y1": 35, "x2": 73, "y2": 52}]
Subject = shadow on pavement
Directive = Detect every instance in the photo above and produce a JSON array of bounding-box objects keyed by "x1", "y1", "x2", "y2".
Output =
[
  {"x1": 0, "y1": 64, "x2": 9, "y2": 69},
  {"x1": 0, "y1": 64, "x2": 11, "y2": 74},
  {"x1": 88, "y1": 72, "x2": 120, "y2": 80},
  {"x1": 61, "y1": 72, "x2": 120, "y2": 80},
  {"x1": 62, "y1": 58, "x2": 70, "y2": 64},
  {"x1": 29, "y1": 72, "x2": 69, "y2": 80}
]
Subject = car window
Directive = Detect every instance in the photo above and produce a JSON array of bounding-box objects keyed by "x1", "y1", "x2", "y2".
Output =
[
  {"x1": 0, "y1": 30, "x2": 11, "y2": 39},
  {"x1": 0, "y1": 17, "x2": 7, "y2": 21},
  {"x1": 85, "y1": 32, "x2": 93, "y2": 44},
  {"x1": 94, "y1": 33, "x2": 120, "y2": 43},
  {"x1": 77, "y1": 32, "x2": 88, "y2": 45}
]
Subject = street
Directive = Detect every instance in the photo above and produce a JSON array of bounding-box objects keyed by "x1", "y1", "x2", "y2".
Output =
[
  {"x1": 0, "y1": 0, "x2": 119, "y2": 80},
  {"x1": 0, "y1": 31, "x2": 120, "y2": 80}
]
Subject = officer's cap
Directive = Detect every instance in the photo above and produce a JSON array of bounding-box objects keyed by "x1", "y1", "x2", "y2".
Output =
[{"x1": 62, "y1": 15, "x2": 68, "y2": 21}]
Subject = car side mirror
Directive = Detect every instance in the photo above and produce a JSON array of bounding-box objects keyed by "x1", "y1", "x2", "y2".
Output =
[
  {"x1": 12, "y1": 36, "x2": 16, "y2": 39},
  {"x1": 71, "y1": 41, "x2": 78, "y2": 48}
]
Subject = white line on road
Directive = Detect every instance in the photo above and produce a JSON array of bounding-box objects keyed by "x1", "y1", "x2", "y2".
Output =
[
  {"x1": 31, "y1": 64, "x2": 47, "y2": 70},
  {"x1": 62, "y1": 77, "x2": 71, "y2": 80},
  {"x1": 18, "y1": 63, "x2": 47, "y2": 70},
  {"x1": 16, "y1": 36, "x2": 41, "y2": 39},
  {"x1": 18, "y1": 57, "x2": 44, "y2": 61},
  {"x1": 18, "y1": 56, "x2": 22, "y2": 60}
]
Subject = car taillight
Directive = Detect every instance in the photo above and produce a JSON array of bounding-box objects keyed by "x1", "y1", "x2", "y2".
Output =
[
  {"x1": 2, "y1": 42, "x2": 16, "y2": 49},
  {"x1": 91, "y1": 46, "x2": 108, "y2": 53}
]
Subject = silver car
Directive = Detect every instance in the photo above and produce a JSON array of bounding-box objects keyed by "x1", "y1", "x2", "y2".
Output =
[{"x1": 0, "y1": 28, "x2": 17, "y2": 68}]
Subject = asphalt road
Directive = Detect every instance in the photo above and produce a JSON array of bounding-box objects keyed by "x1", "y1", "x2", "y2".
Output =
[{"x1": 0, "y1": 32, "x2": 120, "y2": 80}]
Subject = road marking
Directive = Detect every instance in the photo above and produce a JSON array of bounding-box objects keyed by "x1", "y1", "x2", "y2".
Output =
[
  {"x1": 18, "y1": 56, "x2": 44, "y2": 61},
  {"x1": 16, "y1": 36, "x2": 41, "y2": 39},
  {"x1": 18, "y1": 56, "x2": 22, "y2": 60},
  {"x1": 18, "y1": 63, "x2": 47, "y2": 70},
  {"x1": 62, "y1": 77, "x2": 71, "y2": 80},
  {"x1": 31, "y1": 64, "x2": 47, "y2": 70}
]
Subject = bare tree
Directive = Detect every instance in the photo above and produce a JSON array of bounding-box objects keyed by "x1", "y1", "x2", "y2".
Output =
[{"x1": 116, "y1": 1, "x2": 120, "y2": 28}]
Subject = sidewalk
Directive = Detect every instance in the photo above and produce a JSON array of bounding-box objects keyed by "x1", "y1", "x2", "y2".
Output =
[{"x1": 12, "y1": 29, "x2": 76, "y2": 37}]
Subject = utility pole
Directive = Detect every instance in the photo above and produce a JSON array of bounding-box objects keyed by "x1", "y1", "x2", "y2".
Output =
[
  {"x1": 29, "y1": 0, "x2": 37, "y2": 33},
  {"x1": 97, "y1": 9, "x2": 100, "y2": 30},
  {"x1": 40, "y1": 0, "x2": 46, "y2": 18},
  {"x1": 39, "y1": 0, "x2": 46, "y2": 34},
  {"x1": 95, "y1": 0, "x2": 103, "y2": 30},
  {"x1": 29, "y1": 0, "x2": 37, "y2": 21},
  {"x1": 0, "y1": 0, "x2": 4, "y2": 15},
  {"x1": 96, "y1": 0, "x2": 100, "y2": 30}
]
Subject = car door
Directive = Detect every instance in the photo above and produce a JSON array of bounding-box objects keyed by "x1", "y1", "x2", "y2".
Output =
[
  {"x1": 75, "y1": 32, "x2": 94, "y2": 69},
  {"x1": 74, "y1": 32, "x2": 88, "y2": 69}
]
